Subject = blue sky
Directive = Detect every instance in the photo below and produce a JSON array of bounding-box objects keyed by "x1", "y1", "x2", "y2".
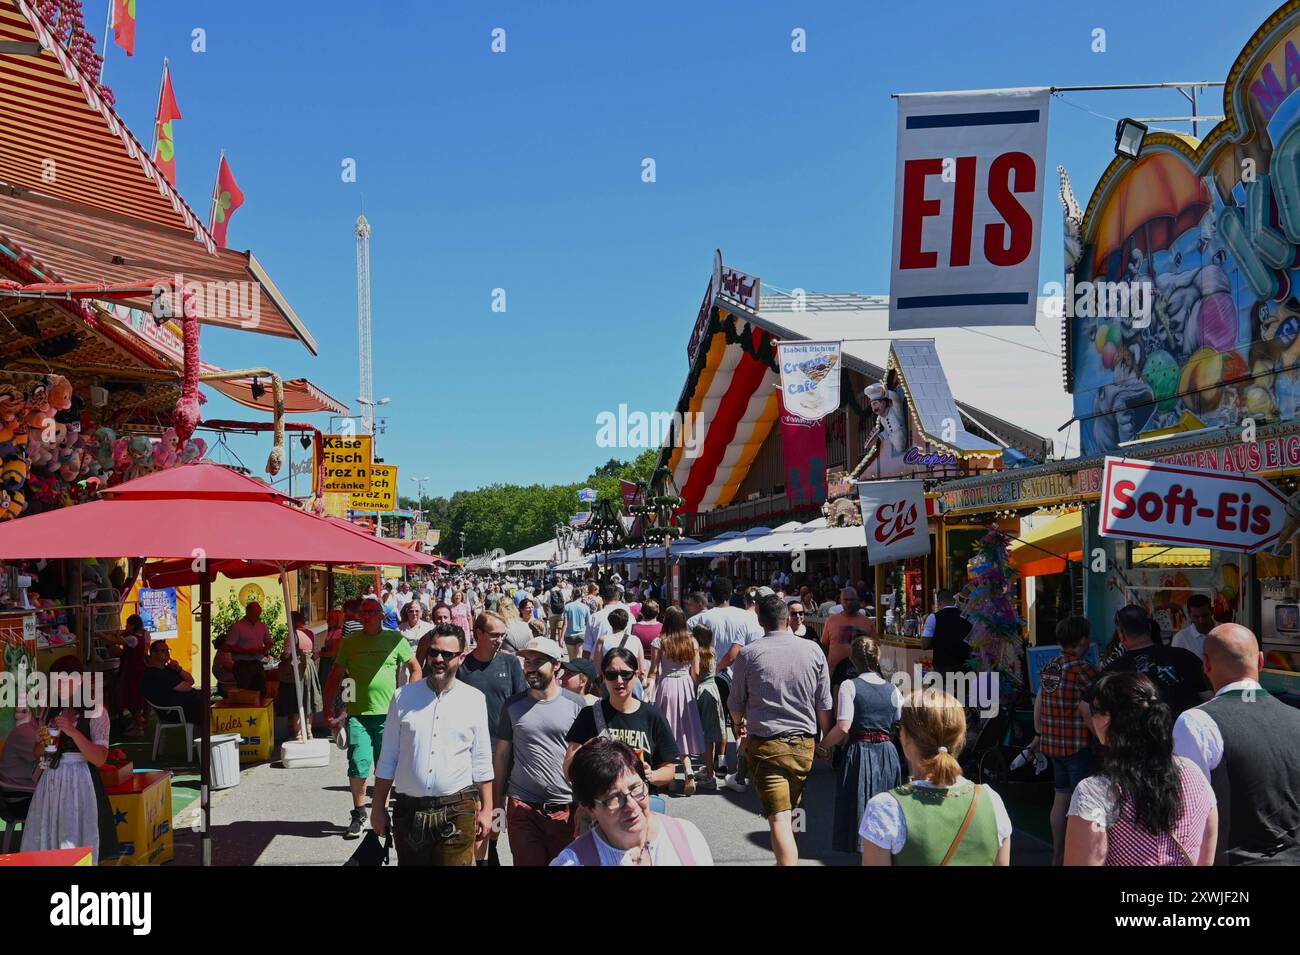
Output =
[{"x1": 96, "y1": 0, "x2": 1272, "y2": 498}]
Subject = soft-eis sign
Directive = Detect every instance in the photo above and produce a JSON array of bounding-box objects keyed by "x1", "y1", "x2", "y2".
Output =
[{"x1": 1098, "y1": 457, "x2": 1290, "y2": 553}]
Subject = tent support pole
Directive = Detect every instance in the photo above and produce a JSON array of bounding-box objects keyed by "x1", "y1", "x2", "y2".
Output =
[{"x1": 200, "y1": 569, "x2": 213, "y2": 867}]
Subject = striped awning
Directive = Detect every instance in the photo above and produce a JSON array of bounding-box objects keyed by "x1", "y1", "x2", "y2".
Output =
[
  {"x1": 0, "y1": 1, "x2": 209, "y2": 241},
  {"x1": 668, "y1": 310, "x2": 780, "y2": 514},
  {"x1": 0, "y1": 2, "x2": 317, "y2": 352}
]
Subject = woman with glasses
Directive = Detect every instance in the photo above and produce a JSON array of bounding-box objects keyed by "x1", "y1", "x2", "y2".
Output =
[
  {"x1": 563, "y1": 648, "x2": 680, "y2": 790},
  {"x1": 551, "y1": 738, "x2": 713, "y2": 866},
  {"x1": 788, "y1": 602, "x2": 814, "y2": 640}
]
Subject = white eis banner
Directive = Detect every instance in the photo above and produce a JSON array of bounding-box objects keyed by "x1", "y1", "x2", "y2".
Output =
[
  {"x1": 889, "y1": 88, "x2": 1050, "y2": 330},
  {"x1": 776, "y1": 341, "x2": 841, "y2": 421},
  {"x1": 858, "y1": 479, "x2": 930, "y2": 565}
]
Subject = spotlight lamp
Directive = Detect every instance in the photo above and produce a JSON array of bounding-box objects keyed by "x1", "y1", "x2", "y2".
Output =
[{"x1": 1114, "y1": 118, "x2": 1148, "y2": 161}]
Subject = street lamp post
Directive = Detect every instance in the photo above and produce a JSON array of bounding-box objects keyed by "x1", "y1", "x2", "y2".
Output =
[
  {"x1": 356, "y1": 396, "x2": 391, "y2": 437},
  {"x1": 459, "y1": 530, "x2": 466, "y2": 559},
  {"x1": 410, "y1": 475, "x2": 430, "y2": 521}
]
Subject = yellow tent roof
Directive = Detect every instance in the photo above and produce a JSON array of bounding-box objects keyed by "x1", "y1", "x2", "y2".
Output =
[{"x1": 1009, "y1": 510, "x2": 1082, "y2": 576}]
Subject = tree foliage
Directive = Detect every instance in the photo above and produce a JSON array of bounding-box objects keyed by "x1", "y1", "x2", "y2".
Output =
[{"x1": 396, "y1": 449, "x2": 659, "y2": 557}]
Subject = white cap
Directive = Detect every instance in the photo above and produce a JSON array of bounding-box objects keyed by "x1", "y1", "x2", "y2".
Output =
[
  {"x1": 520, "y1": 637, "x2": 565, "y2": 661},
  {"x1": 864, "y1": 382, "x2": 887, "y2": 402}
]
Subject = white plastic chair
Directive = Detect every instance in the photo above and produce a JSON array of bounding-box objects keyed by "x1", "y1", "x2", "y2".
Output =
[{"x1": 150, "y1": 703, "x2": 196, "y2": 762}]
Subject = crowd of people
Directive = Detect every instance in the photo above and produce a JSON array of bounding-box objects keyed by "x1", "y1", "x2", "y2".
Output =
[{"x1": 4, "y1": 564, "x2": 1297, "y2": 870}]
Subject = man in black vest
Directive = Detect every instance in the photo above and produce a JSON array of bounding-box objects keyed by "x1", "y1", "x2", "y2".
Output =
[
  {"x1": 1173, "y1": 623, "x2": 1300, "y2": 865},
  {"x1": 921, "y1": 589, "x2": 972, "y2": 676}
]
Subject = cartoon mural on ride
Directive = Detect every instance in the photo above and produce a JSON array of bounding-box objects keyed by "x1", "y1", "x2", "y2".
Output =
[{"x1": 1072, "y1": 4, "x2": 1300, "y2": 454}]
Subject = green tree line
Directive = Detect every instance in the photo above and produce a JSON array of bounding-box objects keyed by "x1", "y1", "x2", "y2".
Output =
[{"x1": 398, "y1": 449, "x2": 658, "y2": 558}]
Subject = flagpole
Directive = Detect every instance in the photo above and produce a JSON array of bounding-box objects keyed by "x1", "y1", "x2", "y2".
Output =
[
  {"x1": 100, "y1": 0, "x2": 112, "y2": 81},
  {"x1": 208, "y1": 150, "x2": 224, "y2": 238},
  {"x1": 151, "y1": 57, "x2": 168, "y2": 158}
]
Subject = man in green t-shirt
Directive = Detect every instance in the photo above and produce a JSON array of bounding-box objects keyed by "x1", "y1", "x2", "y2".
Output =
[{"x1": 325, "y1": 594, "x2": 420, "y2": 839}]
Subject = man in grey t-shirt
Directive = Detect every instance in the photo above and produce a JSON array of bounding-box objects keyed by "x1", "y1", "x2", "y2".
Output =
[
  {"x1": 730, "y1": 594, "x2": 832, "y2": 868},
  {"x1": 494, "y1": 637, "x2": 587, "y2": 866}
]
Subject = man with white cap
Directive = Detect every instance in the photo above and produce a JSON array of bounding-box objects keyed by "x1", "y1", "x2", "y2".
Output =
[{"x1": 495, "y1": 637, "x2": 588, "y2": 866}]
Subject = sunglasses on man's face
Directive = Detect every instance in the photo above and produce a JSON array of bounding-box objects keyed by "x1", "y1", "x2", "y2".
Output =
[
  {"x1": 426, "y1": 648, "x2": 461, "y2": 661},
  {"x1": 604, "y1": 668, "x2": 637, "y2": 683}
]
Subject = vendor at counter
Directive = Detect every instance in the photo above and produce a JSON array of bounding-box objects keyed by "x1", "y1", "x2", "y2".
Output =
[{"x1": 225, "y1": 601, "x2": 275, "y2": 694}]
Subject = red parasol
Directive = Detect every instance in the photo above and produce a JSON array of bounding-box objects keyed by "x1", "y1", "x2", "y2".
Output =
[{"x1": 0, "y1": 462, "x2": 433, "y2": 864}]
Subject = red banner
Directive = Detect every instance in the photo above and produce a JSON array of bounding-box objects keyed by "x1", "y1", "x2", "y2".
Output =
[{"x1": 779, "y1": 394, "x2": 826, "y2": 506}]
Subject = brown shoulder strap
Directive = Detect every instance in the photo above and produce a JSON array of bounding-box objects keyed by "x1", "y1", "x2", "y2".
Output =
[{"x1": 940, "y1": 783, "x2": 982, "y2": 866}]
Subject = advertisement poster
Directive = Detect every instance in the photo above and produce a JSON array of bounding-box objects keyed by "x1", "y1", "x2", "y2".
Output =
[
  {"x1": 138, "y1": 587, "x2": 179, "y2": 640},
  {"x1": 776, "y1": 341, "x2": 841, "y2": 420},
  {"x1": 858, "y1": 479, "x2": 931, "y2": 565},
  {"x1": 890, "y1": 88, "x2": 1050, "y2": 329},
  {"x1": 778, "y1": 392, "x2": 827, "y2": 506}
]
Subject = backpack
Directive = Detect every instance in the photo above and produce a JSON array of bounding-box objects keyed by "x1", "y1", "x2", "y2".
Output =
[{"x1": 549, "y1": 588, "x2": 567, "y2": 615}]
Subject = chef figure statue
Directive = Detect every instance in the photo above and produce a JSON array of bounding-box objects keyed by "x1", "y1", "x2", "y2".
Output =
[{"x1": 866, "y1": 380, "x2": 909, "y2": 455}]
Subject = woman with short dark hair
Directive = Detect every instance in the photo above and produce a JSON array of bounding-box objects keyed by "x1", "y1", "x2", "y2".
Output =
[
  {"x1": 1065, "y1": 672, "x2": 1217, "y2": 865},
  {"x1": 551, "y1": 738, "x2": 712, "y2": 866}
]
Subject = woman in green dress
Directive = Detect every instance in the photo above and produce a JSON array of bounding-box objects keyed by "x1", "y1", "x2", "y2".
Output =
[{"x1": 859, "y1": 687, "x2": 1012, "y2": 866}]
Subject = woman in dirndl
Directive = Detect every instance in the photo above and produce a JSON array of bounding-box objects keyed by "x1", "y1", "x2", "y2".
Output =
[
  {"x1": 822, "y1": 635, "x2": 903, "y2": 854},
  {"x1": 22, "y1": 657, "x2": 120, "y2": 864}
]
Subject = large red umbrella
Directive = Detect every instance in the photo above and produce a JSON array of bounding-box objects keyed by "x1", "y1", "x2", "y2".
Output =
[{"x1": 0, "y1": 462, "x2": 433, "y2": 864}]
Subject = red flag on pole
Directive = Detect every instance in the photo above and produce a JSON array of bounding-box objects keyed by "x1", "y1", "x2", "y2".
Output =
[
  {"x1": 153, "y1": 61, "x2": 182, "y2": 185},
  {"x1": 112, "y1": 0, "x2": 136, "y2": 56},
  {"x1": 209, "y1": 155, "x2": 245, "y2": 248}
]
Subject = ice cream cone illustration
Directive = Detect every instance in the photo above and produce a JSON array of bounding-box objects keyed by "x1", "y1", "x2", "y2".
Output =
[{"x1": 1272, "y1": 488, "x2": 1300, "y2": 557}]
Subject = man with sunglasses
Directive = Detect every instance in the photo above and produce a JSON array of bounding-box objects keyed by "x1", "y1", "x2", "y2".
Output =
[
  {"x1": 372, "y1": 624, "x2": 493, "y2": 866},
  {"x1": 563, "y1": 647, "x2": 679, "y2": 789},
  {"x1": 495, "y1": 637, "x2": 587, "y2": 866},
  {"x1": 456, "y1": 610, "x2": 527, "y2": 865},
  {"x1": 325, "y1": 594, "x2": 420, "y2": 840}
]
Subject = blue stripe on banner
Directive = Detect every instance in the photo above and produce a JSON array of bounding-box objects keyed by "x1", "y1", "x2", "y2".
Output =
[
  {"x1": 897, "y1": 292, "x2": 1030, "y2": 308},
  {"x1": 906, "y1": 110, "x2": 1040, "y2": 129}
]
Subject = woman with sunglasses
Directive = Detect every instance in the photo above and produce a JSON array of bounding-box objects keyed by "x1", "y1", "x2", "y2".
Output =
[
  {"x1": 563, "y1": 648, "x2": 680, "y2": 790},
  {"x1": 551, "y1": 738, "x2": 713, "y2": 866},
  {"x1": 788, "y1": 602, "x2": 814, "y2": 641}
]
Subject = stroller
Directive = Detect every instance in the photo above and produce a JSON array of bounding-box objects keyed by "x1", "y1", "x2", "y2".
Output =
[{"x1": 960, "y1": 666, "x2": 1052, "y2": 798}]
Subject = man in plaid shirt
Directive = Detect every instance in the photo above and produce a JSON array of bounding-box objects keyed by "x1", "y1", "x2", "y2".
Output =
[{"x1": 1034, "y1": 616, "x2": 1097, "y2": 866}]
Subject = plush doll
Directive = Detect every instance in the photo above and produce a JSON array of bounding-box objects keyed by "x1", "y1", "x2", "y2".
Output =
[
  {"x1": 0, "y1": 487, "x2": 21, "y2": 520},
  {"x1": 173, "y1": 285, "x2": 203, "y2": 443},
  {"x1": 111, "y1": 435, "x2": 132, "y2": 474},
  {"x1": 127, "y1": 434, "x2": 153, "y2": 480},
  {"x1": 93, "y1": 427, "x2": 117, "y2": 476},
  {"x1": 0, "y1": 384, "x2": 26, "y2": 444},
  {"x1": 179, "y1": 437, "x2": 207, "y2": 464},
  {"x1": 152, "y1": 427, "x2": 180, "y2": 470},
  {"x1": 45, "y1": 375, "x2": 73, "y2": 415},
  {"x1": 26, "y1": 423, "x2": 56, "y2": 470}
]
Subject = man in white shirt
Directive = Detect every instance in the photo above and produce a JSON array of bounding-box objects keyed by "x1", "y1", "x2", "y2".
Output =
[
  {"x1": 1171, "y1": 593, "x2": 1216, "y2": 661},
  {"x1": 1173, "y1": 623, "x2": 1300, "y2": 865},
  {"x1": 372, "y1": 624, "x2": 494, "y2": 866},
  {"x1": 394, "y1": 581, "x2": 414, "y2": 613}
]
